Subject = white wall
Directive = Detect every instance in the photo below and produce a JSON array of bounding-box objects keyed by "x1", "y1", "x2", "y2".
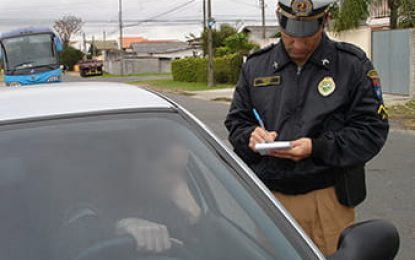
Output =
[
  {"x1": 327, "y1": 27, "x2": 372, "y2": 59},
  {"x1": 104, "y1": 58, "x2": 171, "y2": 75}
]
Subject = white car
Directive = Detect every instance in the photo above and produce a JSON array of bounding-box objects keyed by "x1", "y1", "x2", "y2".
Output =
[{"x1": 0, "y1": 83, "x2": 399, "y2": 260}]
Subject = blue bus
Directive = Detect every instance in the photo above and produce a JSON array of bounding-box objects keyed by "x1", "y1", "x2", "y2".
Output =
[{"x1": 0, "y1": 27, "x2": 64, "y2": 86}]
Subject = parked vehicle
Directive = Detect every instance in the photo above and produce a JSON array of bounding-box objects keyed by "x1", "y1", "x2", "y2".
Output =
[
  {"x1": 0, "y1": 27, "x2": 64, "y2": 86},
  {"x1": 78, "y1": 59, "x2": 104, "y2": 77},
  {"x1": 0, "y1": 83, "x2": 399, "y2": 260}
]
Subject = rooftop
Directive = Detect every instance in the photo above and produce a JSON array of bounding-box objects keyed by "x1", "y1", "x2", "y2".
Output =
[
  {"x1": 91, "y1": 40, "x2": 119, "y2": 50},
  {"x1": 131, "y1": 41, "x2": 190, "y2": 55}
]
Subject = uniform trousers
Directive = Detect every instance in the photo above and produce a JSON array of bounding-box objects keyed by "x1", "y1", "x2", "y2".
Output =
[{"x1": 273, "y1": 187, "x2": 355, "y2": 256}]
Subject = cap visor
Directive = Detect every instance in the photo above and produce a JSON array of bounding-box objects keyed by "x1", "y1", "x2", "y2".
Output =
[{"x1": 280, "y1": 17, "x2": 322, "y2": 37}]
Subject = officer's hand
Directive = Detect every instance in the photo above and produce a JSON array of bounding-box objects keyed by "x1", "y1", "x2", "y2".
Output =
[
  {"x1": 249, "y1": 127, "x2": 278, "y2": 152},
  {"x1": 268, "y1": 138, "x2": 312, "y2": 162},
  {"x1": 116, "y1": 218, "x2": 172, "y2": 253}
]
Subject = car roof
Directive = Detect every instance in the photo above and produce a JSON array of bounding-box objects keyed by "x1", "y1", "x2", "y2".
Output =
[{"x1": 0, "y1": 82, "x2": 174, "y2": 123}]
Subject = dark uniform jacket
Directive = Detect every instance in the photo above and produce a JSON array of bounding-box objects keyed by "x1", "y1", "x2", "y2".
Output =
[{"x1": 225, "y1": 34, "x2": 389, "y2": 199}]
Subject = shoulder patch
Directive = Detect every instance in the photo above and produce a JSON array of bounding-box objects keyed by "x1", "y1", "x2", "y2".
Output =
[
  {"x1": 335, "y1": 42, "x2": 367, "y2": 60},
  {"x1": 368, "y1": 69, "x2": 383, "y2": 102},
  {"x1": 367, "y1": 69, "x2": 379, "y2": 79},
  {"x1": 247, "y1": 44, "x2": 276, "y2": 60}
]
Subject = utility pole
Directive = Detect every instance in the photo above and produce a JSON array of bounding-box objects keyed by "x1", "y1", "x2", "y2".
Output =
[
  {"x1": 82, "y1": 32, "x2": 87, "y2": 61},
  {"x1": 203, "y1": 0, "x2": 207, "y2": 30},
  {"x1": 207, "y1": 0, "x2": 215, "y2": 87},
  {"x1": 92, "y1": 35, "x2": 96, "y2": 58},
  {"x1": 260, "y1": 0, "x2": 266, "y2": 39},
  {"x1": 118, "y1": 0, "x2": 124, "y2": 75}
]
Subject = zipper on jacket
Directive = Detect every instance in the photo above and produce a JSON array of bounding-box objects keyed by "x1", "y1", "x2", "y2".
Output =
[
  {"x1": 293, "y1": 66, "x2": 303, "y2": 137},
  {"x1": 297, "y1": 66, "x2": 302, "y2": 76}
]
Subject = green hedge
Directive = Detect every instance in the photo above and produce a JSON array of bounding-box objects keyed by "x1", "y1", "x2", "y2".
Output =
[{"x1": 172, "y1": 54, "x2": 243, "y2": 84}]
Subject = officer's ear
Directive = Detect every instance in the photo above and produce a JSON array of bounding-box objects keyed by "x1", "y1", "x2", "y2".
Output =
[
  {"x1": 323, "y1": 13, "x2": 330, "y2": 29},
  {"x1": 275, "y1": 7, "x2": 282, "y2": 21}
]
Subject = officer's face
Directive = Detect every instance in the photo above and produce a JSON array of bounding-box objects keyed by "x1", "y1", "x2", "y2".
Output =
[{"x1": 281, "y1": 27, "x2": 324, "y2": 65}]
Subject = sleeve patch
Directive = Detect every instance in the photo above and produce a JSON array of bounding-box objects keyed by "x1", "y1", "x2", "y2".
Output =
[
  {"x1": 367, "y1": 70, "x2": 384, "y2": 103},
  {"x1": 377, "y1": 104, "x2": 389, "y2": 120}
]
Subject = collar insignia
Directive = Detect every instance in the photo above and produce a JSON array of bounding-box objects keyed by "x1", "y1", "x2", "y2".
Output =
[
  {"x1": 273, "y1": 61, "x2": 279, "y2": 70},
  {"x1": 322, "y1": 59, "x2": 330, "y2": 66}
]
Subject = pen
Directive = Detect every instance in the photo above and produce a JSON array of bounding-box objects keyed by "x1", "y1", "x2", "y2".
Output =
[{"x1": 252, "y1": 108, "x2": 266, "y2": 129}]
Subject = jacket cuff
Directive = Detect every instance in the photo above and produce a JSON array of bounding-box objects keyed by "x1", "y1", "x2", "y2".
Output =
[
  {"x1": 239, "y1": 125, "x2": 262, "y2": 164},
  {"x1": 311, "y1": 136, "x2": 329, "y2": 161}
]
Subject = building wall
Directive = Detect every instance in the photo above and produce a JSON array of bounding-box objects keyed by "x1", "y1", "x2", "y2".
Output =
[
  {"x1": 104, "y1": 58, "x2": 172, "y2": 75},
  {"x1": 152, "y1": 49, "x2": 200, "y2": 59},
  {"x1": 327, "y1": 27, "x2": 372, "y2": 59},
  {"x1": 159, "y1": 59, "x2": 172, "y2": 73}
]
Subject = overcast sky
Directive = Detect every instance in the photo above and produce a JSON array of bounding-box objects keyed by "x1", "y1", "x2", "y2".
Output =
[{"x1": 0, "y1": 0, "x2": 279, "y2": 41}]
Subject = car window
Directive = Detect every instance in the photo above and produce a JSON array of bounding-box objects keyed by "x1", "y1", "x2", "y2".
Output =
[{"x1": 0, "y1": 113, "x2": 309, "y2": 260}]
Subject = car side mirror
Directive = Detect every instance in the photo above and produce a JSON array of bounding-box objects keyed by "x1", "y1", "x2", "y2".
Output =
[
  {"x1": 60, "y1": 64, "x2": 69, "y2": 72},
  {"x1": 54, "y1": 37, "x2": 64, "y2": 53},
  {"x1": 328, "y1": 220, "x2": 399, "y2": 260}
]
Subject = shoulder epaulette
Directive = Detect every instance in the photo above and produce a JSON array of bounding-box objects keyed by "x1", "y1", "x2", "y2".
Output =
[
  {"x1": 247, "y1": 44, "x2": 276, "y2": 60},
  {"x1": 335, "y1": 42, "x2": 367, "y2": 60}
]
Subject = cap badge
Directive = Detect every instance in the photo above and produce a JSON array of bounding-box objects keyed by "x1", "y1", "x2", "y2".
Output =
[
  {"x1": 291, "y1": 0, "x2": 313, "y2": 17},
  {"x1": 318, "y1": 77, "x2": 336, "y2": 97}
]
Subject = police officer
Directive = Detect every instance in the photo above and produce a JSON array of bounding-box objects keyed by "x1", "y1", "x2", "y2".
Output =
[{"x1": 224, "y1": 0, "x2": 389, "y2": 256}]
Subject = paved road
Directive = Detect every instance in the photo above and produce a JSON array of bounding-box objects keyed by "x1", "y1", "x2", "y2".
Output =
[
  {"x1": 166, "y1": 93, "x2": 414, "y2": 260},
  {"x1": 63, "y1": 73, "x2": 171, "y2": 83}
]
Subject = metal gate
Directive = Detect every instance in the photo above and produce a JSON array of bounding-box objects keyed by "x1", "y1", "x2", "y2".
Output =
[{"x1": 372, "y1": 29, "x2": 412, "y2": 95}]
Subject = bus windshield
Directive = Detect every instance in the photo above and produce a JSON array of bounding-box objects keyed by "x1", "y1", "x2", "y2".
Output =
[{"x1": 2, "y1": 33, "x2": 57, "y2": 71}]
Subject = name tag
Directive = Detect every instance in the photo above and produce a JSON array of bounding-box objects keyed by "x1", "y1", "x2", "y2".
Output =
[{"x1": 253, "y1": 76, "x2": 281, "y2": 87}]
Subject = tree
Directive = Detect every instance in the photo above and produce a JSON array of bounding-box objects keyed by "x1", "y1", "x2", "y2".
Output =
[
  {"x1": 330, "y1": 0, "x2": 414, "y2": 32},
  {"x1": 388, "y1": 0, "x2": 402, "y2": 29},
  {"x1": 87, "y1": 44, "x2": 102, "y2": 59},
  {"x1": 53, "y1": 16, "x2": 84, "y2": 48},
  {"x1": 201, "y1": 24, "x2": 238, "y2": 56},
  {"x1": 399, "y1": 0, "x2": 415, "y2": 28},
  {"x1": 330, "y1": 0, "x2": 371, "y2": 32},
  {"x1": 216, "y1": 33, "x2": 259, "y2": 57},
  {"x1": 60, "y1": 46, "x2": 84, "y2": 71}
]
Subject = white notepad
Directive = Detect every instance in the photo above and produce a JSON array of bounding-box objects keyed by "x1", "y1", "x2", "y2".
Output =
[{"x1": 255, "y1": 141, "x2": 292, "y2": 155}]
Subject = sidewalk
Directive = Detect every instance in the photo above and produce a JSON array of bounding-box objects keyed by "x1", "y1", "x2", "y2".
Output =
[
  {"x1": 383, "y1": 94, "x2": 412, "y2": 106},
  {"x1": 190, "y1": 88, "x2": 235, "y2": 103},
  {"x1": 190, "y1": 88, "x2": 411, "y2": 107}
]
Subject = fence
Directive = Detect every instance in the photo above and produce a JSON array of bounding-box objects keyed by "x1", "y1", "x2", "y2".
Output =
[{"x1": 372, "y1": 29, "x2": 414, "y2": 97}]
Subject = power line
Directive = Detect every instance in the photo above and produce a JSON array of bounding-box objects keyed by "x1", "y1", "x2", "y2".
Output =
[
  {"x1": 229, "y1": 0, "x2": 260, "y2": 8},
  {"x1": 123, "y1": 0, "x2": 197, "y2": 28}
]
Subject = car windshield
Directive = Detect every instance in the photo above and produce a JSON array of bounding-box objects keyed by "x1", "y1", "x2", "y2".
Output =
[
  {"x1": 0, "y1": 112, "x2": 309, "y2": 260},
  {"x1": 2, "y1": 33, "x2": 57, "y2": 71}
]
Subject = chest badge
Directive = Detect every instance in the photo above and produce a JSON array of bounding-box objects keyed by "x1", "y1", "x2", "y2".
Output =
[{"x1": 318, "y1": 77, "x2": 336, "y2": 97}]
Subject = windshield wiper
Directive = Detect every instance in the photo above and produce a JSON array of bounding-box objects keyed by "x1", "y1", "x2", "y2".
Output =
[{"x1": 13, "y1": 61, "x2": 34, "y2": 70}]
